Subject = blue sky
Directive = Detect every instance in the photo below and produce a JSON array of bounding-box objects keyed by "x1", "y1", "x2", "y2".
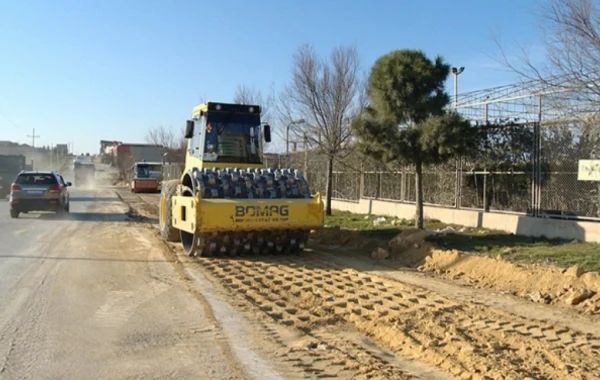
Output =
[{"x1": 0, "y1": 0, "x2": 545, "y2": 154}]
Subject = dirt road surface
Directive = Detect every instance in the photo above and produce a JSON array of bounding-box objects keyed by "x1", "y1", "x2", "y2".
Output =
[
  {"x1": 0, "y1": 189, "x2": 297, "y2": 380},
  {"x1": 117, "y1": 189, "x2": 600, "y2": 380}
]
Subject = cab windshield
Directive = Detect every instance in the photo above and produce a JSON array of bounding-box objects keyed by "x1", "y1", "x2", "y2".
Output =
[
  {"x1": 135, "y1": 164, "x2": 162, "y2": 179},
  {"x1": 203, "y1": 113, "x2": 262, "y2": 164}
]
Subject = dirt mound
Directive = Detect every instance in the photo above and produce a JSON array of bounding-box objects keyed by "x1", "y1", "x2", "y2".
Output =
[
  {"x1": 418, "y1": 249, "x2": 600, "y2": 314},
  {"x1": 311, "y1": 227, "x2": 433, "y2": 267},
  {"x1": 310, "y1": 227, "x2": 383, "y2": 252},
  {"x1": 386, "y1": 229, "x2": 432, "y2": 266},
  {"x1": 311, "y1": 226, "x2": 600, "y2": 314}
]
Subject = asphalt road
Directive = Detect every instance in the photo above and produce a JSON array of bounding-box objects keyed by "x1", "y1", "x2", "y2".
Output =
[{"x1": 0, "y1": 188, "x2": 269, "y2": 379}]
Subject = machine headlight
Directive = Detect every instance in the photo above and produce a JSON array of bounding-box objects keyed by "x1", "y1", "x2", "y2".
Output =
[
  {"x1": 249, "y1": 107, "x2": 254, "y2": 113},
  {"x1": 215, "y1": 104, "x2": 222, "y2": 111}
]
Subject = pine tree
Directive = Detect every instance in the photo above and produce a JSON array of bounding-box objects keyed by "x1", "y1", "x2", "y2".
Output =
[{"x1": 353, "y1": 49, "x2": 477, "y2": 229}]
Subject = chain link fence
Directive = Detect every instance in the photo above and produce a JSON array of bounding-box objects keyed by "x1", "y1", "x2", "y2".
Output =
[
  {"x1": 539, "y1": 122, "x2": 600, "y2": 219},
  {"x1": 276, "y1": 80, "x2": 600, "y2": 221}
]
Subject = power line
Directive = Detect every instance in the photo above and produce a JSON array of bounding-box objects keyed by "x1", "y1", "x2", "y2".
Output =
[
  {"x1": 0, "y1": 108, "x2": 21, "y2": 128},
  {"x1": 27, "y1": 128, "x2": 40, "y2": 147}
]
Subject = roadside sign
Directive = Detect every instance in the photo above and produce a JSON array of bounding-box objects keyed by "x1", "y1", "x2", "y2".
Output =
[{"x1": 578, "y1": 159, "x2": 600, "y2": 181}]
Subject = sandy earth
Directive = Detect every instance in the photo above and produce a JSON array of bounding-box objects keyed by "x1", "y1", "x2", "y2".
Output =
[
  {"x1": 312, "y1": 227, "x2": 600, "y2": 316},
  {"x1": 118, "y1": 188, "x2": 600, "y2": 379},
  {"x1": 418, "y1": 249, "x2": 600, "y2": 313},
  {"x1": 0, "y1": 189, "x2": 299, "y2": 380}
]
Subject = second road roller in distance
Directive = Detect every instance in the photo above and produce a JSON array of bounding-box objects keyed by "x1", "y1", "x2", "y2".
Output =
[{"x1": 158, "y1": 101, "x2": 324, "y2": 257}]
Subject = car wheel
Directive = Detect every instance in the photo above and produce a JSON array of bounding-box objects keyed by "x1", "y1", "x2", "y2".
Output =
[
  {"x1": 65, "y1": 202, "x2": 70, "y2": 213},
  {"x1": 10, "y1": 209, "x2": 19, "y2": 219},
  {"x1": 56, "y1": 203, "x2": 65, "y2": 217}
]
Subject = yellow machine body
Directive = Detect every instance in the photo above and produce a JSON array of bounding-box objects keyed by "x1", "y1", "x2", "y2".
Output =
[
  {"x1": 172, "y1": 193, "x2": 324, "y2": 234},
  {"x1": 161, "y1": 101, "x2": 324, "y2": 256}
]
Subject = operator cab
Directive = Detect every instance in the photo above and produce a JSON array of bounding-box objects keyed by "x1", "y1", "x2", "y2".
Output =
[
  {"x1": 133, "y1": 161, "x2": 163, "y2": 180},
  {"x1": 185, "y1": 102, "x2": 271, "y2": 165}
]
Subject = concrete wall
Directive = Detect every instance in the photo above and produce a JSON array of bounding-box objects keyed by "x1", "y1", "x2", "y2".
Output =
[{"x1": 330, "y1": 198, "x2": 600, "y2": 244}]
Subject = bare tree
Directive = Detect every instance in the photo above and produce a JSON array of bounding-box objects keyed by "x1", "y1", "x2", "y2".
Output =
[
  {"x1": 492, "y1": 1, "x2": 600, "y2": 216},
  {"x1": 116, "y1": 153, "x2": 134, "y2": 181},
  {"x1": 146, "y1": 125, "x2": 175, "y2": 148},
  {"x1": 495, "y1": 0, "x2": 600, "y2": 109},
  {"x1": 233, "y1": 83, "x2": 278, "y2": 155},
  {"x1": 145, "y1": 125, "x2": 187, "y2": 165},
  {"x1": 233, "y1": 83, "x2": 276, "y2": 123},
  {"x1": 280, "y1": 43, "x2": 365, "y2": 215}
]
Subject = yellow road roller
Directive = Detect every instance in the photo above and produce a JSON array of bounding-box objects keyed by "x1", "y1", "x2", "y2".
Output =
[{"x1": 159, "y1": 101, "x2": 324, "y2": 256}]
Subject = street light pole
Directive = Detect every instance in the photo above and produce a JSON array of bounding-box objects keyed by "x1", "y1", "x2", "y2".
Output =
[
  {"x1": 303, "y1": 133, "x2": 308, "y2": 175},
  {"x1": 286, "y1": 119, "x2": 306, "y2": 155},
  {"x1": 451, "y1": 66, "x2": 465, "y2": 109},
  {"x1": 451, "y1": 66, "x2": 465, "y2": 210}
]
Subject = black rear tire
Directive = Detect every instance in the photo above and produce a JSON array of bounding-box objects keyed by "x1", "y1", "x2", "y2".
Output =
[
  {"x1": 10, "y1": 209, "x2": 19, "y2": 219},
  {"x1": 159, "y1": 180, "x2": 181, "y2": 242}
]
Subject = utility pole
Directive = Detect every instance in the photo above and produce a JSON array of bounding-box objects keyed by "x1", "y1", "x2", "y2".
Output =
[{"x1": 27, "y1": 128, "x2": 40, "y2": 147}]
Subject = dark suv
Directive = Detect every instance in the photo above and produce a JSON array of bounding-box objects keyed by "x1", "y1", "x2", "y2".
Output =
[{"x1": 9, "y1": 171, "x2": 71, "y2": 218}]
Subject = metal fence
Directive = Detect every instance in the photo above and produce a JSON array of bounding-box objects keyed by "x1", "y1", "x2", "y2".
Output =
[
  {"x1": 280, "y1": 78, "x2": 600, "y2": 221},
  {"x1": 162, "y1": 163, "x2": 183, "y2": 182}
]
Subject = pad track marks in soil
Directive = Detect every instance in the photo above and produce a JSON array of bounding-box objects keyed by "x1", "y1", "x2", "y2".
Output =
[
  {"x1": 198, "y1": 254, "x2": 600, "y2": 380},
  {"x1": 158, "y1": 236, "x2": 397, "y2": 379},
  {"x1": 120, "y1": 188, "x2": 600, "y2": 378},
  {"x1": 199, "y1": 256, "x2": 411, "y2": 379}
]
